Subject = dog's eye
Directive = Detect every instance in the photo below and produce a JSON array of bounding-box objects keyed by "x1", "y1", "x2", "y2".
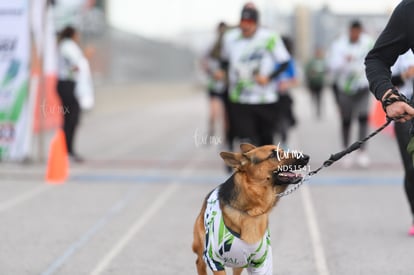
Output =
[{"x1": 269, "y1": 150, "x2": 277, "y2": 158}]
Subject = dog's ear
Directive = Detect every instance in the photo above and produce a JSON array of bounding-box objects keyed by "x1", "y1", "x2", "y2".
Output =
[
  {"x1": 220, "y1": 152, "x2": 249, "y2": 169},
  {"x1": 240, "y1": 143, "x2": 256, "y2": 153}
]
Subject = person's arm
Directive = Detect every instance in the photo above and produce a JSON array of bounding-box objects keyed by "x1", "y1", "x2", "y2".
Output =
[
  {"x1": 365, "y1": 0, "x2": 411, "y2": 101},
  {"x1": 269, "y1": 61, "x2": 289, "y2": 80},
  {"x1": 277, "y1": 59, "x2": 298, "y2": 92},
  {"x1": 365, "y1": 0, "x2": 414, "y2": 121},
  {"x1": 391, "y1": 74, "x2": 405, "y2": 87},
  {"x1": 256, "y1": 33, "x2": 290, "y2": 85}
]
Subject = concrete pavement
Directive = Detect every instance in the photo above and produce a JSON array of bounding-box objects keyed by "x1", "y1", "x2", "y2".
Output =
[{"x1": 0, "y1": 82, "x2": 413, "y2": 275}]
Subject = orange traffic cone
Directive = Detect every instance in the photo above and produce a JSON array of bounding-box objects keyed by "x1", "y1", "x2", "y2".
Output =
[
  {"x1": 45, "y1": 129, "x2": 69, "y2": 184},
  {"x1": 369, "y1": 100, "x2": 394, "y2": 136}
]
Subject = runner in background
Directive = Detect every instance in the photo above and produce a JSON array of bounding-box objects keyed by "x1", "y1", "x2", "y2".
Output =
[
  {"x1": 200, "y1": 22, "x2": 228, "y2": 145},
  {"x1": 216, "y1": 5, "x2": 290, "y2": 146},
  {"x1": 305, "y1": 47, "x2": 326, "y2": 120},
  {"x1": 56, "y1": 26, "x2": 87, "y2": 163},
  {"x1": 327, "y1": 20, "x2": 374, "y2": 168}
]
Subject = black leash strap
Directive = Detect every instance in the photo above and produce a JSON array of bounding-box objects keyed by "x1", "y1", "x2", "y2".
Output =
[
  {"x1": 277, "y1": 117, "x2": 393, "y2": 198},
  {"x1": 309, "y1": 88, "x2": 410, "y2": 177},
  {"x1": 277, "y1": 88, "x2": 410, "y2": 198},
  {"x1": 308, "y1": 118, "x2": 392, "y2": 177},
  {"x1": 277, "y1": 117, "x2": 392, "y2": 198}
]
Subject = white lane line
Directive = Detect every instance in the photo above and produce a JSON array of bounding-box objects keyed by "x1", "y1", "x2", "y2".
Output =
[
  {"x1": 89, "y1": 155, "x2": 199, "y2": 275},
  {"x1": 40, "y1": 189, "x2": 138, "y2": 275},
  {"x1": 89, "y1": 182, "x2": 179, "y2": 275},
  {"x1": 90, "y1": 153, "x2": 200, "y2": 275},
  {"x1": 301, "y1": 185, "x2": 330, "y2": 275},
  {"x1": 0, "y1": 184, "x2": 51, "y2": 213}
]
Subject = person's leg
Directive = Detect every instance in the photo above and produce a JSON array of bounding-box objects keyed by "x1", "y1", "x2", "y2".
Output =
[
  {"x1": 276, "y1": 107, "x2": 288, "y2": 145},
  {"x1": 57, "y1": 80, "x2": 77, "y2": 155},
  {"x1": 273, "y1": 99, "x2": 286, "y2": 146},
  {"x1": 280, "y1": 120, "x2": 288, "y2": 144},
  {"x1": 229, "y1": 103, "x2": 258, "y2": 146},
  {"x1": 337, "y1": 93, "x2": 353, "y2": 148},
  {"x1": 208, "y1": 92, "x2": 223, "y2": 137},
  {"x1": 314, "y1": 88, "x2": 323, "y2": 119},
  {"x1": 256, "y1": 103, "x2": 278, "y2": 146},
  {"x1": 310, "y1": 89, "x2": 318, "y2": 117},
  {"x1": 332, "y1": 82, "x2": 340, "y2": 105},
  {"x1": 353, "y1": 90, "x2": 371, "y2": 167},
  {"x1": 341, "y1": 118, "x2": 352, "y2": 148},
  {"x1": 357, "y1": 114, "x2": 369, "y2": 146},
  {"x1": 67, "y1": 100, "x2": 80, "y2": 156},
  {"x1": 283, "y1": 92, "x2": 296, "y2": 129},
  {"x1": 208, "y1": 98, "x2": 214, "y2": 138},
  {"x1": 336, "y1": 92, "x2": 354, "y2": 167},
  {"x1": 274, "y1": 93, "x2": 294, "y2": 147},
  {"x1": 394, "y1": 122, "x2": 414, "y2": 231},
  {"x1": 354, "y1": 90, "x2": 370, "y2": 149}
]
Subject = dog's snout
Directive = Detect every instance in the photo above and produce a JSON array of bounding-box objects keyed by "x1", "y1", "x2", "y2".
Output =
[{"x1": 300, "y1": 154, "x2": 310, "y2": 164}]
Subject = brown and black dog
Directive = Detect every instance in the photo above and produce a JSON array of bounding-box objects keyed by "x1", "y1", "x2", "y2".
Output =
[{"x1": 192, "y1": 143, "x2": 309, "y2": 275}]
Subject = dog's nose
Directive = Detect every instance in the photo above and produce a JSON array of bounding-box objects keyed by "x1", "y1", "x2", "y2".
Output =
[{"x1": 301, "y1": 154, "x2": 310, "y2": 163}]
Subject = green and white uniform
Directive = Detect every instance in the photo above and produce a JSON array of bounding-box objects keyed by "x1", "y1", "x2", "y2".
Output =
[
  {"x1": 203, "y1": 188, "x2": 273, "y2": 274},
  {"x1": 221, "y1": 28, "x2": 290, "y2": 104},
  {"x1": 327, "y1": 33, "x2": 374, "y2": 95}
]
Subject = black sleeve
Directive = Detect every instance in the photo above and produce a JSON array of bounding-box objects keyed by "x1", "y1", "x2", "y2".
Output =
[
  {"x1": 391, "y1": 74, "x2": 405, "y2": 87},
  {"x1": 269, "y1": 62, "x2": 289, "y2": 80},
  {"x1": 364, "y1": 0, "x2": 413, "y2": 100}
]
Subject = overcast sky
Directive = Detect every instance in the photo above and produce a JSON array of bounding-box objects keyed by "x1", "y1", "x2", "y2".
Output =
[{"x1": 107, "y1": 0, "x2": 401, "y2": 40}]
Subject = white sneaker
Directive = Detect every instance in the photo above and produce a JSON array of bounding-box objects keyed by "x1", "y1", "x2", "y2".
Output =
[{"x1": 356, "y1": 151, "x2": 370, "y2": 168}]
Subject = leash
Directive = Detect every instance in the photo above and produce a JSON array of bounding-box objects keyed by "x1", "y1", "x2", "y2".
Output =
[
  {"x1": 277, "y1": 118, "x2": 392, "y2": 198},
  {"x1": 277, "y1": 89, "x2": 410, "y2": 198}
]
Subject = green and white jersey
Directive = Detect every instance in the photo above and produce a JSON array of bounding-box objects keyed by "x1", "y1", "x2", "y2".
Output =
[
  {"x1": 327, "y1": 33, "x2": 374, "y2": 95},
  {"x1": 203, "y1": 188, "x2": 273, "y2": 274},
  {"x1": 221, "y1": 28, "x2": 290, "y2": 104}
]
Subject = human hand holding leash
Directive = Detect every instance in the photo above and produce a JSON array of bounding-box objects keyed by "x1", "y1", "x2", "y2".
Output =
[{"x1": 381, "y1": 88, "x2": 414, "y2": 122}]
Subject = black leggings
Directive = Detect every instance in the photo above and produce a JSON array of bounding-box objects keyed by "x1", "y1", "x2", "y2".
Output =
[
  {"x1": 337, "y1": 89, "x2": 370, "y2": 149},
  {"x1": 228, "y1": 102, "x2": 278, "y2": 146},
  {"x1": 394, "y1": 121, "x2": 414, "y2": 219},
  {"x1": 57, "y1": 80, "x2": 80, "y2": 155},
  {"x1": 341, "y1": 115, "x2": 368, "y2": 149}
]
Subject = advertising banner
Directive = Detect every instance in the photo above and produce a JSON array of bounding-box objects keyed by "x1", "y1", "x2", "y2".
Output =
[{"x1": 0, "y1": 0, "x2": 30, "y2": 161}]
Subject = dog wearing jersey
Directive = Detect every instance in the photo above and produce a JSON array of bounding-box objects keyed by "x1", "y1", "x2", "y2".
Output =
[{"x1": 192, "y1": 143, "x2": 309, "y2": 275}]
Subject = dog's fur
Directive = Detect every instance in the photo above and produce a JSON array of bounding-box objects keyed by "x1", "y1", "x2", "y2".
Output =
[{"x1": 192, "y1": 143, "x2": 309, "y2": 275}]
